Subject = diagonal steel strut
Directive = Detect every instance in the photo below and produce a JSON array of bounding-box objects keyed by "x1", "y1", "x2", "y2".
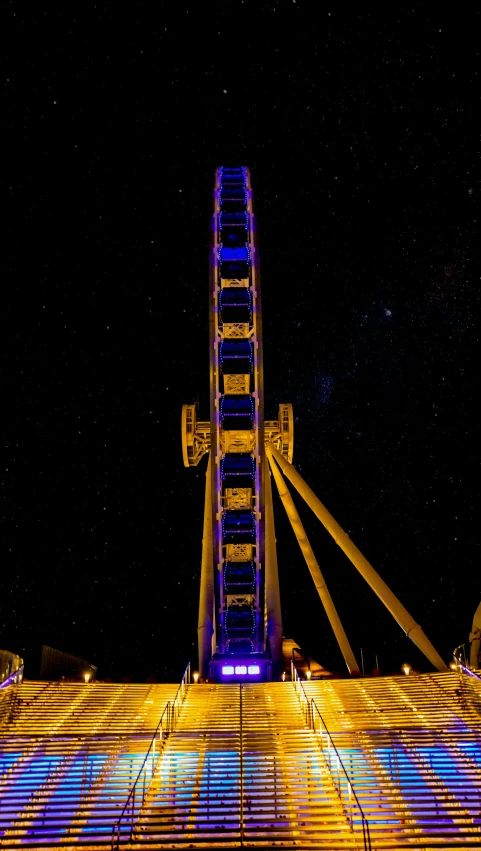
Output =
[
  {"x1": 267, "y1": 450, "x2": 360, "y2": 675},
  {"x1": 266, "y1": 443, "x2": 448, "y2": 673}
]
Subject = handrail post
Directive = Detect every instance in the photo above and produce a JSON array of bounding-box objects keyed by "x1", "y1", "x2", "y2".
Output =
[
  {"x1": 112, "y1": 662, "x2": 190, "y2": 846},
  {"x1": 294, "y1": 679, "x2": 371, "y2": 851},
  {"x1": 130, "y1": 786, "x2": 135, "y2": 841},
  {"x1": 453, "y1": 640, "x2": 481, "y2": 680}
]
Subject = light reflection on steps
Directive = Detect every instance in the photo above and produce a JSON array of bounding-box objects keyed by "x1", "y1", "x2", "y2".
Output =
[{"x1": 0, "y1": 673, "x2": 479, "y2": 847}]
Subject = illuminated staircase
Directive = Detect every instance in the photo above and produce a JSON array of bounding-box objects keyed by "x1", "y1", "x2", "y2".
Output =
[
  {"x1": 0, "y1": 681, "x2": 180, "y2": 847},
  {"x1": 129, "y1": 682, "x2": 354, "y2": 848},
  {"x1": 302, "y1": 672, "x2": 481, "y2": 848},
  {"x1": 0, "y1": 673, "x2": 480, "y2": 848}
]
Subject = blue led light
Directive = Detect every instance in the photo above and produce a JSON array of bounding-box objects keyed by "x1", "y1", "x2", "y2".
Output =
[
  {"x1": 248, "y1": 665, "x2": 260, "y2": 675},
  {"x1": 235, "y1": 666, "x2": 247, "y2": 675},
  {"x1": 222, "y1": 665, "x2": 234, "y2": 675}
]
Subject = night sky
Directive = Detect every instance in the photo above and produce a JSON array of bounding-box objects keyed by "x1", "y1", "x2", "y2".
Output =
[{"x1": 4, "y1": 5, "x2": 479, "y2": 681}]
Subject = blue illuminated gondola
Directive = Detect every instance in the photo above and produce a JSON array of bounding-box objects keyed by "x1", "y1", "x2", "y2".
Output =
[
  {"x1": 224, "y1": 561, "x2": 256, "y2": 593},
  {"x1": 220, "y1": 186, "x2": 246, "y2": 202},
  {"x1": 221, "y1": 454, "x2": 255, "y2": 486},
  {"x1": 222, "y1": 510, "x2": 256, "y2": 544},
  {"x1": 219, "y1": 246, "x2": 250, "y2": 263},
  {"x1": 220, "y1": 340, "x2": 253, "y2": 375},
  {"x1": 225, "y1": 607, "x2": 255, "y2": 637},
  {"x1": 219, "y1": 289, "x2": 252, "y2": 308},
  {"x1": 219, "y1": 212, "x2": 248, "y2": 229},
  {"x1": 220, "y1": 395, "x2": 254, "y2": 419},
  {"x1": 219, "y1": 286, "x2": 252, "y2": 321},
  {"x1": 221, "y1": 396, "x2": 254, "y2": 431},
  {"x1": 226, "y1": 639, "x2": 255, "y2": 654}
]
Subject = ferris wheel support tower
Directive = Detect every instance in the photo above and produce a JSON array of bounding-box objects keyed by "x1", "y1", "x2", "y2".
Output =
[{"x1": 182, "y1": 166, "x2": 448, "y2": 682}]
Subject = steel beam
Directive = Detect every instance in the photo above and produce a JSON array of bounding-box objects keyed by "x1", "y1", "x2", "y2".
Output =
[
  {"x1": 268, "y1": 452, "x2": 360, "y2": 675},
  {"x1": 267, "y1": 443, "x2": 449, "y2": 673}
]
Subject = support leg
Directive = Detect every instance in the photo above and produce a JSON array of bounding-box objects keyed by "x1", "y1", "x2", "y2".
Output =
[
  {"x1": 268, "y1": 453, "x2": 360, "y2": 675},
  {"x1": 267, "y1": 444, "x2": 448, "y2": 673},
  {"x1": 198, "y1": 454, "x2": 214, "y2": 680},
  {"x1": 264, "y1": 454, "x2": 283, "y2": 679}
]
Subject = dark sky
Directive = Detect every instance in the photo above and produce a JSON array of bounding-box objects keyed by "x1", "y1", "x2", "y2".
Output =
[{"x1": 3, "y1": 5, "x2": 479, "y2": 680}]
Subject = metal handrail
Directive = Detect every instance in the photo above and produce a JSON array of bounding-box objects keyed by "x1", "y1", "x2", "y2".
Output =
[
  {"x1": 111, "y1": 662, "x2": 190, "y2": 849},
  {"x1": 291, "y1": 662, "x2": 371, "y2": 851},
  {"x1": 310, "y1": 699, "x2": 371, "y2": 850},
  {"x1": 453, "y1": 641, "x2": 481, "y2": 680},
  {"x1": 0, "y1": 665, "x2": 24, "y2": 689}
]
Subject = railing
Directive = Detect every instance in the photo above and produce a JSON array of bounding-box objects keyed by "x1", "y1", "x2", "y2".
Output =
[
  {"x1": 453, "y1": 641, "x2": 481, "y2": 680},
  {"x1": 0, "y1": 665, "x2": 24, "y2": 689},
  {"x1": 111, "y1": 662, "x2": 191, "y2": 849},
  {"x1": 291, "y1": 662, "x2": 371, "y2": 851}
]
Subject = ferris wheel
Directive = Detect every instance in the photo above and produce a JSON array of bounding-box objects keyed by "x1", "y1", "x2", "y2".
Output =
[{"x1": 182, "y1": 167, "x2": 448, "y2": 682}]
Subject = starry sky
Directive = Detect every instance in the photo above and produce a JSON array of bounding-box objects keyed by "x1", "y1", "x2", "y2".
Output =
[{"x1": 4, "y1": 5, "x2": 479, "y2": 680}]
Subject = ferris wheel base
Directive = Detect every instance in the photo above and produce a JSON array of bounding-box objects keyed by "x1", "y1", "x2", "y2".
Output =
[{"x1": 209, "y1": 655, "x2": 272, "y2": 683}]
